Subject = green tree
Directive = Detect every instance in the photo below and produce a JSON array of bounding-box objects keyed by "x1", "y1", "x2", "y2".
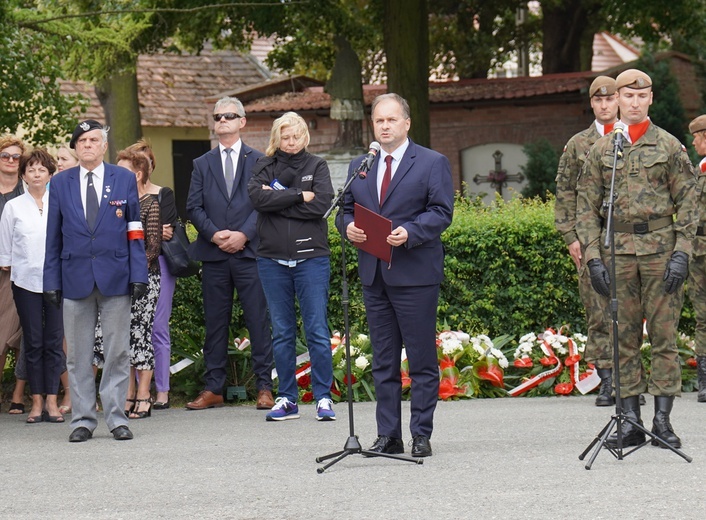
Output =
[{"x1": 520, "y1": 139, "x2": 559, "y2": 200}]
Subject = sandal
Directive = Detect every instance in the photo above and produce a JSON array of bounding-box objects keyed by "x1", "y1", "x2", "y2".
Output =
[
  {"x1": 26, "y1": 414, "x2": 44, "y2": 424},
  {"x1": 8, "y1": 402, "x2": 25, "y2": 414},
  {"x1": 124, "y1": 398, "x2": 136, "y2": 417},
  {"x1": 153, "y1": 400, "x2": 170, "y2": 410},
  {"x1": 129, "y1": 398, "x2": 152, "y2": 419},
  {"x1": 59, "y1": 405, "x2": 72, "y2": 415}
]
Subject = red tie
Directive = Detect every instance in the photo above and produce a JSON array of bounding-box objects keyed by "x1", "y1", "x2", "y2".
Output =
[{"x1": 380, "y1": 155, "x2": 393, "y2": 204}]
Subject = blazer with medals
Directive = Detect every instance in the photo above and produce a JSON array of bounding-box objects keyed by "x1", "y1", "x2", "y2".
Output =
[{"x1": 43, "y1": 163, "x2": 148, "y2": 299}]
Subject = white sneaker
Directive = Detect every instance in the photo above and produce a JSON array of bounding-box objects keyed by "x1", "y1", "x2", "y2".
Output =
[{"x1": 316, "y1": 398, "x2": 336, "y2": 421}]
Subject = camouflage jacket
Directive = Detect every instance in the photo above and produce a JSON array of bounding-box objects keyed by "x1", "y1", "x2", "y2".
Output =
[
  {"x1": 555, "y1": 123, "x2": 602, "y2": 246},
  {"x1": 695, "y1": 158, "x2": 706, "y2": 257},
  {"x1": 576, "y1": 122, "x2": 697, "y2": 261}
]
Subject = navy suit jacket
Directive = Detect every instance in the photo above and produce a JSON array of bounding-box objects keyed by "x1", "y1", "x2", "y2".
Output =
[
  {"x1": 44, "y1": 163, "x2": 148, "y2": 299},
  {"x1": 341, "y1": 139, "x2": 454, "y2": 287},
  {"x1": 186, "y1": 143, "x2": 263, "y2": 261}
]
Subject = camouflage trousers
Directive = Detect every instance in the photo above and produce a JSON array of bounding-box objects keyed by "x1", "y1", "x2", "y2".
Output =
[
  {"x1": 601, "y1": 251, "x2": 683, "y2": 397},
  {"x1": 578, "y1": 255, "x2": 611, "y2": 368},
  {"x1": 688, "y1": 254, "x2": 706, "y2": 357}
]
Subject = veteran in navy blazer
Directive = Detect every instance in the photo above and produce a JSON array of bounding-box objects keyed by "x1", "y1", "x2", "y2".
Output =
[
  {"x1": 186, "y1": 96, "x2": 274, "y2": 410},
  {"x1": 44, "y1": 120, "x2": 148, "y2": 442},
  {"x1": 340, "y1": 94, "x2": 454, "y2": 457}
]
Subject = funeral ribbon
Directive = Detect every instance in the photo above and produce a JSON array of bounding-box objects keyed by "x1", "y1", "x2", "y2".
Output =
[{"x1": 508, "y1": 339, "x2": 563, "y2": 397}]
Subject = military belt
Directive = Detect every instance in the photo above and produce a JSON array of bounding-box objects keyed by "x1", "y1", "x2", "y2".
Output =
[
  {"x1": 697, "y1": 226, "x2": 705, "y2": 236},
  {"x1": 612, "y1": 216, "x2": 673, "y2": 234}
]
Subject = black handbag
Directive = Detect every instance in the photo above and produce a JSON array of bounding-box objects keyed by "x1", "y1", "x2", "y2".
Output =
[
  {"x1": 161, "y1": 220, "x2": 200, "y2": 277},
  {"x1": 158, "y1": 189, "x2": 199, "y2": 278}
]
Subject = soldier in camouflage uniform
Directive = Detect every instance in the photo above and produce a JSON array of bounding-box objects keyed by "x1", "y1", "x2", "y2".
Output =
[
  {"x1": 555, "y1": 76, "x2": 619, "y2": 407},
  {"x1": 577, "y1": 69, "x2": 697, "y2": 448},
  {"x1": 687, "y1": 114, "x2": 706, "y2": 403}
]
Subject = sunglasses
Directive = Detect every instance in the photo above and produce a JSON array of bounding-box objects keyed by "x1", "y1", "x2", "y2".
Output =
[
  {"x1": 0, "y1": 152, "x2": 21, "y2": 162},
  {"x1": 213, "y1": 113, "x2": 242, "y2": 122}
]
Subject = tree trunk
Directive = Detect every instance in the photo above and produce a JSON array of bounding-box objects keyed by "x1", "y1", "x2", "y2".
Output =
[
  {"x1": 384, "y1": 0, "x2": 430, "y2": 147},
  {"x1": 95, "y1": 69, "x2": 142, "y2": 162},
  {"x1": 541, "y1": 0, "x2": 595, "y2": 73}
]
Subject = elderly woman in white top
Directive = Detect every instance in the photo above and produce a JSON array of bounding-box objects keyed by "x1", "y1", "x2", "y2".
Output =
[{"x1": 0, "y1": 148, "x2": 64, "y2": 423}]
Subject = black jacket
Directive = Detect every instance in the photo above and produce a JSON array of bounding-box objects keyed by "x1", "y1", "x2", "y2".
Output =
[{"x1": 248, "y1": 149, "x2": 334, "y2": 260}]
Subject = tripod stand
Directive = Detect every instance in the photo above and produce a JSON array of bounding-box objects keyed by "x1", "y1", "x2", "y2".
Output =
[
  {"x1": 578, "y1": 127, "x2": 692, "y2": 469},
  {"x1": 316, "y1": 164, "x2": 421, "y2": 473}
]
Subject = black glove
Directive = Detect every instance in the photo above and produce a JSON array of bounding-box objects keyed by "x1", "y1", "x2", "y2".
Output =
[
  {"x1": 587, "y1": 259, "x2": 611, "y2": 297},
  {"x1": 663, "y1": 251, "x2": 689, "y2": 294},
  {"x1": 130, "y1": 282, "x2": 148, "y2": 300},
  {"x1": 43, "y1": 290, "x2": 62, "y2": 309}
]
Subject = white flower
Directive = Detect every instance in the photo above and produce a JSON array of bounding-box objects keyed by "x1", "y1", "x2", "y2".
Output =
[
  {"x1": 355, "y1": 356, "x2": 369, "y2": 370},
  {"x1": 519, "y1": 332, "x2": 537, "y2": 344},
  {"x1": 357, "y1": 334, "x2": 368, "y2": 342},
  {"x1": 489, "y1": 348, "x2": 509, "y2": 368},
  {"x1": 441, "y1": 335, "x2": 463, "y2": 355}
]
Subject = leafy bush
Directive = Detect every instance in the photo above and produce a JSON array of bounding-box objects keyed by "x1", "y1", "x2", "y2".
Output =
[{"x1": 520, "y1": 139, "x2": 559, "y2": 200}]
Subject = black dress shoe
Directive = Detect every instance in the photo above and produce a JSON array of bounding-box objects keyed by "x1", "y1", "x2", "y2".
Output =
[
  {"x1": 111, "y1": 425, "x2": 134, "y2": 441},
  {"x1": 411, "y1": 435, "x2": 432, "y2": 457},
  {"x1": 365, "y1": 435, "x2": 404, "y2": 455},
  {"x1": 69, "y1": 427, "x2": 93, "y2": 443}
]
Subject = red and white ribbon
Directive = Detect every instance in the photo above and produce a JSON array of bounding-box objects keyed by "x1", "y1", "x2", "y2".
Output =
[{"x1": 508, "y1": 343, "x2": 563, "y2": 397}]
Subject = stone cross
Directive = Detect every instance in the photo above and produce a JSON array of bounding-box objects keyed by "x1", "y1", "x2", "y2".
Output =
[{"x1": 472, "y1": 150, "x2": 525, "y2": 197}]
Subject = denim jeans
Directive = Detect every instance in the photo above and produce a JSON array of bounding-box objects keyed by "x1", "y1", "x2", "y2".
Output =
[{"x1": 257, "y1": 256, "x2": 332, "y2": 402}]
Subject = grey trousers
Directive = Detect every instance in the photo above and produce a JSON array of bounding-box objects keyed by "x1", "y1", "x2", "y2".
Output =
[{"x1": 64, "y1": 288, "x2": 131, "y2": 432}]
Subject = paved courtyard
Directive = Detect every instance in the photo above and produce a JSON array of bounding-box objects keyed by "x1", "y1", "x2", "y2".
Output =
[{"x1": 1, "y1": 393, "x2": 703, "y2": 519}]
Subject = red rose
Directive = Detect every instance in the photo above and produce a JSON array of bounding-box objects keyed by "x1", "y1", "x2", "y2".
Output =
[
  {"x1": 554, "y1": 382, "x2": 573, "y2": 395},
  {"x1": 343, "y1": 373, "x2": 357, "y2": 385},
  {"x1": 687, "y1": 357, "x2": 697, "y2": 368},
  {"x1": 297, "y1": 374, "x2": 311, "y2": 388},
  {"x1": 301, "y1": 392, "x2": 314, "y2": 402},
  {"x1": 330, "y1": 385, "x2": 341, "y2": 397}
]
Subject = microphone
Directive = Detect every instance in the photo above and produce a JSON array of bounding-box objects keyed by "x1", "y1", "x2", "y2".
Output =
[
  {"x1": 356, "y1": 141, "x2": 381, "y2": 179},
  {"x1": 613, "y1": 121, "x2": 626, "y2": 153}
]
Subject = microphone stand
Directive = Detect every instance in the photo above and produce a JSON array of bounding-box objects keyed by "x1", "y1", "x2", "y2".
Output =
[
  {"x1": 578, "y1": 131, "x2": 692, "y2": 469},
  {"x1": 317, "y1": 168, "x2": 421, "y2": 473}
]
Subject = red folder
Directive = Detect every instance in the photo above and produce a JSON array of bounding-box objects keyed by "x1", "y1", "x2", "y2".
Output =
[{"x1": 354, "y1": 203, "x2": 393, "y2": 263}]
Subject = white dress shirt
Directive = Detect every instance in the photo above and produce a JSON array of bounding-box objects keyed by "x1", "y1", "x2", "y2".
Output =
[
  {"x1": 0, "y1": 189, "x2": 50, "y2": 293},
  {"x1": 377, "y1": 138, "x2": 410, "y2": 202},
  {"x1": 219, "y1": 140, "x2": 242, "y2": 180},
  {"x1": 80, "y1": 162, "x2": 105, "y2": 218}
]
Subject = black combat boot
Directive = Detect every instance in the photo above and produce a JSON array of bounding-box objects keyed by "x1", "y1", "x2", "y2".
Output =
[
  {"x1": 605, "y1": 395, "x2": 645, "y2": 448},
  {"x1": 697, "y1": 356, "x2": 706, "y2": 403},
  {"x1": 651, "y1": 396, "x2": 681, "y2": 448},
  {"x1": 595, "y1": 368, "x2": 614, "y2": 407}
]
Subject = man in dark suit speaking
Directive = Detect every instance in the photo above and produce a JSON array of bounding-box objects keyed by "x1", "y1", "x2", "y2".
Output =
[
  {"x1": 341, "y1": 93, "x2": 454, "y2": 457},
  {"x1": 186, "y1": 97, "x2": 274, "y2": 410},
  {"x1": 44, "y1": 120, "x2": 148, "y2": 442}
]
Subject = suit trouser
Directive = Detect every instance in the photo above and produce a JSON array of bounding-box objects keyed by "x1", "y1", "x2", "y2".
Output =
[
  {"x1": 64, "y1": 288, "x2": 131, "y2": 432},
  {"x1": 363, "y1": 263, "x2": 440, "y2": 439},
  {"x1": 201, "y1": 257, "x2": 273, "y2": 394},
  {"x1": 11, "y1": 284, "x2": 64, "y2": 395}
]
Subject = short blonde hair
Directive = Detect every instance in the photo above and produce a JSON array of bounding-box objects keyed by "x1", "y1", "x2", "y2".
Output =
[{"x1": 266, "y1": 112, "x2": 310, "y2": 156}]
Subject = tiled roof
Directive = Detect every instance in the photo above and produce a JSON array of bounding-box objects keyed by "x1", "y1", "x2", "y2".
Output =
[
  {"x1": 60, "y1": 45, "x2": 269, "y2": 127},
  {"x1": 243, "y1": 72, "x2": 598, "y2": 113}
]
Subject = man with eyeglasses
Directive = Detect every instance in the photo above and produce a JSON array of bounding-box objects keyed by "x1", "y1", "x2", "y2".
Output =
[
  {"x1": 0, "y1": 135, "x2": 27, "y2": 414},
  {"x1": 186, "y1": 96, "x2": 274, "y2": 410}
]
